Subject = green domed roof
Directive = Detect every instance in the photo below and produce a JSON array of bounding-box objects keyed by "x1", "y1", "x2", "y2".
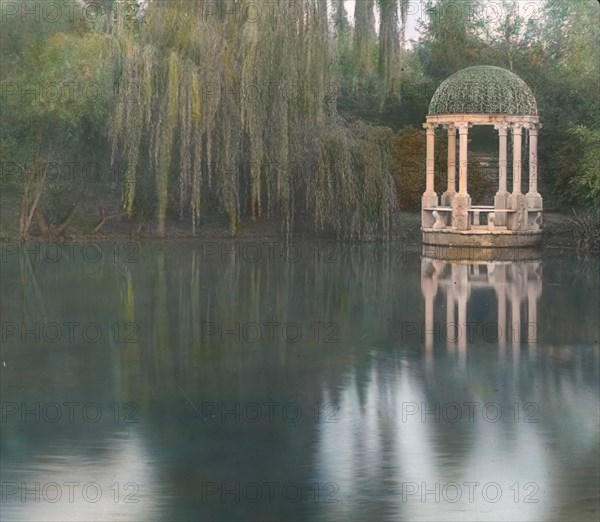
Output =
[{"x1": 428, "y1": 66, "x2": 538, "y2": 116}]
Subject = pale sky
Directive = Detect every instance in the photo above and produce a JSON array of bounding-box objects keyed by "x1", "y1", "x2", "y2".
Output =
[
  {"x1": 133, "y1": 0, "x2": 546, "y2": 48},
  {"x1": 343, "y1": 0, "x2": 546, "y2": 48}
]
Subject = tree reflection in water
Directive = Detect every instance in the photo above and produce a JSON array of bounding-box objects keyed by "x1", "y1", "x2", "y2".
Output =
[{"x1": 0, "y1": 243, "x2": 597, "y2": 521}]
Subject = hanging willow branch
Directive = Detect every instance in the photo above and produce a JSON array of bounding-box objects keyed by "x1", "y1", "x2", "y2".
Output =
[{"x1": 110, "y1": 0, "x2": 398, "y2": 239}]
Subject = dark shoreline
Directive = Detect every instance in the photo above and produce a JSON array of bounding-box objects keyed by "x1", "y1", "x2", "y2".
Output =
[{"x1": 0, "y1": 211, "x2": 592, "y2": 253}]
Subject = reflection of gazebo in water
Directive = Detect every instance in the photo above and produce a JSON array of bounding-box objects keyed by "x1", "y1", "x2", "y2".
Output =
[
  {"x1": 421, "y1": 257, "x2": 542, "y2": 354},
  {"x1": 422, "y1": 66, "x2": 543, "y2": 247}
]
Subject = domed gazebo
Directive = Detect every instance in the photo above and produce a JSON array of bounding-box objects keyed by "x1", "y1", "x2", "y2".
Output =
[{"x1": 422, "y1": 66, "x2": 543, "y2": 248}]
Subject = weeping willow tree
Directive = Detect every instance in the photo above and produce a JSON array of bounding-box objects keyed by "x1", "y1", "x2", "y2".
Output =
[
  {"x1": 399, "y1": 0, "x2": 410, "y2": 49},
  {"x1": 352, "y1": 0, "x2": 406, "y2": 109},
  {"x1": 110, "y1": 0, "x2": 397, "y2": 239},
  {"x1": 353, "y1": 0, "x2": 376, "y2": 82},
  {"x1": 378, "y1": 0, "x2": 401, "y2": 99},
  {"x1": 333, "y1": 0, "x2": 349, "y2": 31}
]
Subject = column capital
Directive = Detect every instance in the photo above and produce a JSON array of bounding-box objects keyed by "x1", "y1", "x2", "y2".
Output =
[
  {"x1": 423, "y1": 122, "x2": 438, "y2": 131},
  {"x1": 510, "y1": 122, "x2": 524, "y2": 133},
  {"x1": 443, "y1": 123, "x2": 456, "y2": 132},
  {"x1": 524, "y1": 122, "x2": 541, "y2": 133},
  {"x1": 494, "y1": 122, "x2": 509, "y2": 133},
  {"x1": 455, "y1": 122, "x2": 470, "y2": 132}
]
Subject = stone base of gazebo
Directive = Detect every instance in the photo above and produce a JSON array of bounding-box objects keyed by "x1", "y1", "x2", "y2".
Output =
[
  {"x1": 422, "y1": 228, "x2": 543, "y2": 248},
  {"x1": 422, "y1": 242, "x2": 542, "y2": 263}
]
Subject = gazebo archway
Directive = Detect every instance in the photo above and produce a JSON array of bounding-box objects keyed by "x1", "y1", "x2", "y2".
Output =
[{"x1": 421, "y1": 66, "x2": 543, "y2": 248}]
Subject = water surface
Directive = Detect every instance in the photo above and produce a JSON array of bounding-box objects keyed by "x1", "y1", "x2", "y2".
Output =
[{"x1": 1, "y1": 241, "x2": 598, "y2": 521}]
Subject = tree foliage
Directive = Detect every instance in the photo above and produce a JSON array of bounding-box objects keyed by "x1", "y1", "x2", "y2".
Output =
[
  {"x1": 0, "y1": 0, "x2": 117, "y2": 239},
  {"x1": 1, "y1": 0, "x2": 598, "y2": 241},
  {"x1": 110, "y1": 0, "x2": 397, "y2": 238}
]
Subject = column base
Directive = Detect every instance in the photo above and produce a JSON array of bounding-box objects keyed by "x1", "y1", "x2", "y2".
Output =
[
  {"x1": 508, "y1": 193, "x2": 528, "y2": 231},
  {"x1": 422, "y1": 193, "x2": 439, "y2": 228},
  {"x1": 494, "y1": 192, "x2": 509, "y2": 226},
  {"x1": 451, "y1": 193, "x2": 471, "y2": 230},
  {"x1": 441, "y1": 191, "x2": 456, "y2": 206},
  {"x1": 526, "y1": 192, "x2": 543, "y2": 210}
]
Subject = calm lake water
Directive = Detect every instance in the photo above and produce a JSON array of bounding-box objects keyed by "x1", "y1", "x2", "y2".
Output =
[{"x1": 1, "y1": 241, "x2": 598, "y2": 522}]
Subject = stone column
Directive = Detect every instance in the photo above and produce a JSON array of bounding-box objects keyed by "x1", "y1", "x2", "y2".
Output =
[
  {"x1": 422, "y1": 122, "x2": 438, "y2": 228},
  {"x1": 458, "y1": 124, "x2": 469, "y2": 194},
  {"x1": 512, "y1": 124, "x2": 523, "y2": 195},
  {"x1": 527, "y1": 281, "x2": 538, "y2": 346},
  {"x1": 526, "y1": 262, "x2": 542, "y2": 354},
  {"x1": 458, "y1": 295, "x2": 467, "y2": 352},
  {"x1": 508, "y1": 123, "x2": 527, "y2": 231},
  {"x1": 526, "y1": 123, "x2": 543, "y2": 210},
  {"x1": 494, "y1": 123, "x2": 509, "y2": 226},
  {"x1": 456, "y1": 264, "x2": 468, "y2": 353},
  {"x1": 446, "y1": 284, "x2": 456, "y2": 350},
  {"x1": 509, "y1": 264, "x2": 525, "y2": 362},
  {"x1": 442, "y1": 124, "x2": 457, "y2": 206},
  {"x1": 425, "y1": 290, "x2": 435, "y2": 356},
  {"x1": 494, "y1": 265, "x2": 507, "y2": 348},
  {"x1": 421, "y1": 260, "x2": 438, "y2": 356},
  {"x1": 425, "y1": 123, "x2": 435, "y2": 194},
  {"x1": 451, "y1": 122, "x2": 471, "y2": 230}
]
